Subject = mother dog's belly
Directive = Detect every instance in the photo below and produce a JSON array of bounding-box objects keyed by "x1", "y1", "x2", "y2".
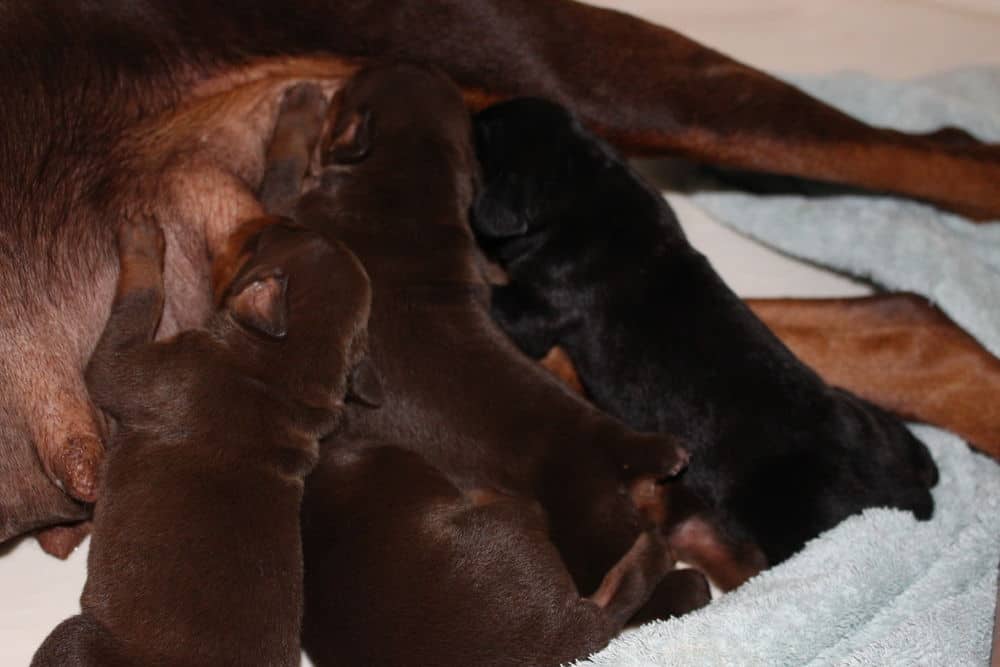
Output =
[
  {"x1": 127, "y1": 55, "x2": 359, "y2": 333},
  {"x1": 0, "y1": 55, "x2": 358, "y2": 545}
]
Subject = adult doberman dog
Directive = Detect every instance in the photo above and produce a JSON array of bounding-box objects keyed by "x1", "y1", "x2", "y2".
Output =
[{"x1": 1, "y1": 0, "x2": 998, "y2": 555}]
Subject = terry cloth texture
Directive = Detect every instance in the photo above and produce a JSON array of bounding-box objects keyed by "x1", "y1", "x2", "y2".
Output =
[{"x1": 579, "y1": 68, "x2": 1000, "y2": 666}]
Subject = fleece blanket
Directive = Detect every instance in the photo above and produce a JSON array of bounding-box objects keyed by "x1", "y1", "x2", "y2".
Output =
[{"x1": 580, "y1": 69, "x2": 1000, "y2": 666}]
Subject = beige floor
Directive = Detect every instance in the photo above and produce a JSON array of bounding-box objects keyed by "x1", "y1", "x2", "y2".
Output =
[{"x1": 2, "y1": 2, "x2": 999, "y2": 665}]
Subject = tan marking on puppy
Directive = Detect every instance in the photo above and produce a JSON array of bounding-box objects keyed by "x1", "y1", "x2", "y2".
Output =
[{"x1": 540, "y1": 346, "x2": 586, "y2": 396}]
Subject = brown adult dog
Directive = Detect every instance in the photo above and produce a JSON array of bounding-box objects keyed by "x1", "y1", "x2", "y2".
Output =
[
  {"x1": 31, "y1": 213, "x2": 373, "y2": 666},
  {"x1": 303, "y1": 444, "x2": 695, "y2": 667},
  {"x1": 288, "y1": 64, "x2": 707, "y2": 628},
  {"x1": 2, "y1": 0, "x2": 998, "y2": 554}
]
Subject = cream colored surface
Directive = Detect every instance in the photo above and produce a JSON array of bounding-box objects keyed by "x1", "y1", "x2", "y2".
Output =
[{"x1": 3, "y1": 2, "x2": 1000, "y2": 665}]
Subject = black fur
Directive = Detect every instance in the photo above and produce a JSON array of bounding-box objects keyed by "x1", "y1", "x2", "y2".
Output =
[{"x1": 471, "y1": 98, "x2": 939, "y2": 568}]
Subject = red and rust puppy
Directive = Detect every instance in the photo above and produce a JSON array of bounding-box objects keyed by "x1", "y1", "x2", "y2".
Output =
[
  {"x1": 470, "y1": 99, "x2": 940, "y2": 590},
  {"x1": 31, "y1": 214, "x2": 373, "y2": 666},
  {"x1": 303, "y1": 444, "x2": 690, "y2": 667},
  {"x1": 291, "y1": 64, "x2": 708, "y2": 630}
]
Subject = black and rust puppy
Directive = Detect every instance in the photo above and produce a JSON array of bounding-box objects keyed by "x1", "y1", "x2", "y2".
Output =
[
  {"x1": 32, "y1": 214, "x2": 373, "y2": 666},
  {"x1": 471, "y1": 98, "x2": 940, "y2": 590},
  {"x1": 303, "y1": 443, "x2": 679, "y2": 667},
  {"x1": 289, "y1": 63, "x2": 709, "y2": 648}
]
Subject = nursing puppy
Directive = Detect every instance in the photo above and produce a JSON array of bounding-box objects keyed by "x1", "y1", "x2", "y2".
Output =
[
  {"x1": 292, "y1": 64, "x2": 708, "y2": 625},
  {"x1": 471, "y1": 99, "x2": 940, "y2": 590},
  {"x1": 32, "y1": 215, "x2": 373, "y2": 666},
  {"x1": 303, "y1": 444, "x2": 688, "y2": 667}
]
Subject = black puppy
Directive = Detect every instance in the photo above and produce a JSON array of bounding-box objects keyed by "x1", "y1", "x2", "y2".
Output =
[{"x1": 471, "y1": 98, "x2": 940, "y2": 589}]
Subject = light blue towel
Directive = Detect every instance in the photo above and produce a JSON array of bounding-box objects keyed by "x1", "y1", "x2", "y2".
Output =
[{"x1": 581, "y1": 69, "x2": 1000, "y2": 666}]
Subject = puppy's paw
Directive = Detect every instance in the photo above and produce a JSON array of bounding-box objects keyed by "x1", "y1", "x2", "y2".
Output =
[
  {"x1": 589, "y1": 529, "x2": 676, "y2": 626},
  {"x1": 628, "y1": 568, "x2": 712, "y2": 624},
  {"x1": 115, "y1": 217, "x2": 165, "y2": 298},
  {"x1": 273, "y1": 83, "x2": 328, "y2": 158},
  {"x1": 117, "y1": 216, "x2": 165, "y2": 266},
  {"x1": 618, "y1": 433, "x2": 690, "y2": 482},
  {"x1": 278, "y1": 83, "x2": 328, "y2": 129}
]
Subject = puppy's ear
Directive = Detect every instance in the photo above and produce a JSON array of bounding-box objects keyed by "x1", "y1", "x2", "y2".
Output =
[
  {"x1": 325, "y1": 108, "x2": 373, "y2": 164},
  {"x1": 472, "y1": 192, "x2": 529, "y2": 238},
  {"x1": 346, "y1": 357, "x2": 383, "y2": 408},
  {"x1": 227, "y1": 270, "x2": 288, "y2": 339}
]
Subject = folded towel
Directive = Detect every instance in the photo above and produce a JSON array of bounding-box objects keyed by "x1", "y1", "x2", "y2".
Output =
[{"x1": 580, "y1": 68, "x2": 1000, "y2": 666}]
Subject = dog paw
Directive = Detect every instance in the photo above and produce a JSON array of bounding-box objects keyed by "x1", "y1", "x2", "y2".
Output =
[
  {"x1": 279, "y1": 83, "x2": 328, "y2": 123},
  {"x1": 273, "y1": 83, "x2": 328, "y2": 158},
  {"x1": 618, "y1": 433, "x2": 690, "y2": 482}
]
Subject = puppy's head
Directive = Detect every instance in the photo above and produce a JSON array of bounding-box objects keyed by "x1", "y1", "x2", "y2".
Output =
[
  {"x1": 471, "y1": 98, "x2": 610, "y2": 252},
  {"x1": 305, "y1": 63, "x2": 478, "y2": 233},
  {"x1": 214, "y1": 217, "x2": 380, "y2": 415}
]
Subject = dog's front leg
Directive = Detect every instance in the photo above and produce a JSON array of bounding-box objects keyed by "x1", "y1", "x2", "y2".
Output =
[
  {"x1": 85, "y1": 217, "x2": 166, "y2": 418},
  {"x1": 258, "y1": 83, "x2": 329, "y2": 216}
]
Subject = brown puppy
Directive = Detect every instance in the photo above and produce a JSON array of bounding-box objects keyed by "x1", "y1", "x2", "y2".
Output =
[
  {"x1": 292, "y1": 64, "x2": 707, "y2": 644},
  {"x1": 303, "y1": 444, "x2": 689, "y2": 667},
  {"x1": 31, "y1": 214, "x2": 373, "y2": 666}
]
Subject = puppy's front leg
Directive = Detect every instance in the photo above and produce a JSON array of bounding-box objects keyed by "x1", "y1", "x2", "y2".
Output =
[
  {"x1": 258, "y1": 83, "x2": 328, "y2": 215},
  {"x1": 588, "y1": 530, "x2": 675, "y2": 627},
  {"x1": 85, "y1": 217, "x2": 165, "y2": 412},
  {"x1": 627, "y1": 568, "x2": 712, "y2": 624}
]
